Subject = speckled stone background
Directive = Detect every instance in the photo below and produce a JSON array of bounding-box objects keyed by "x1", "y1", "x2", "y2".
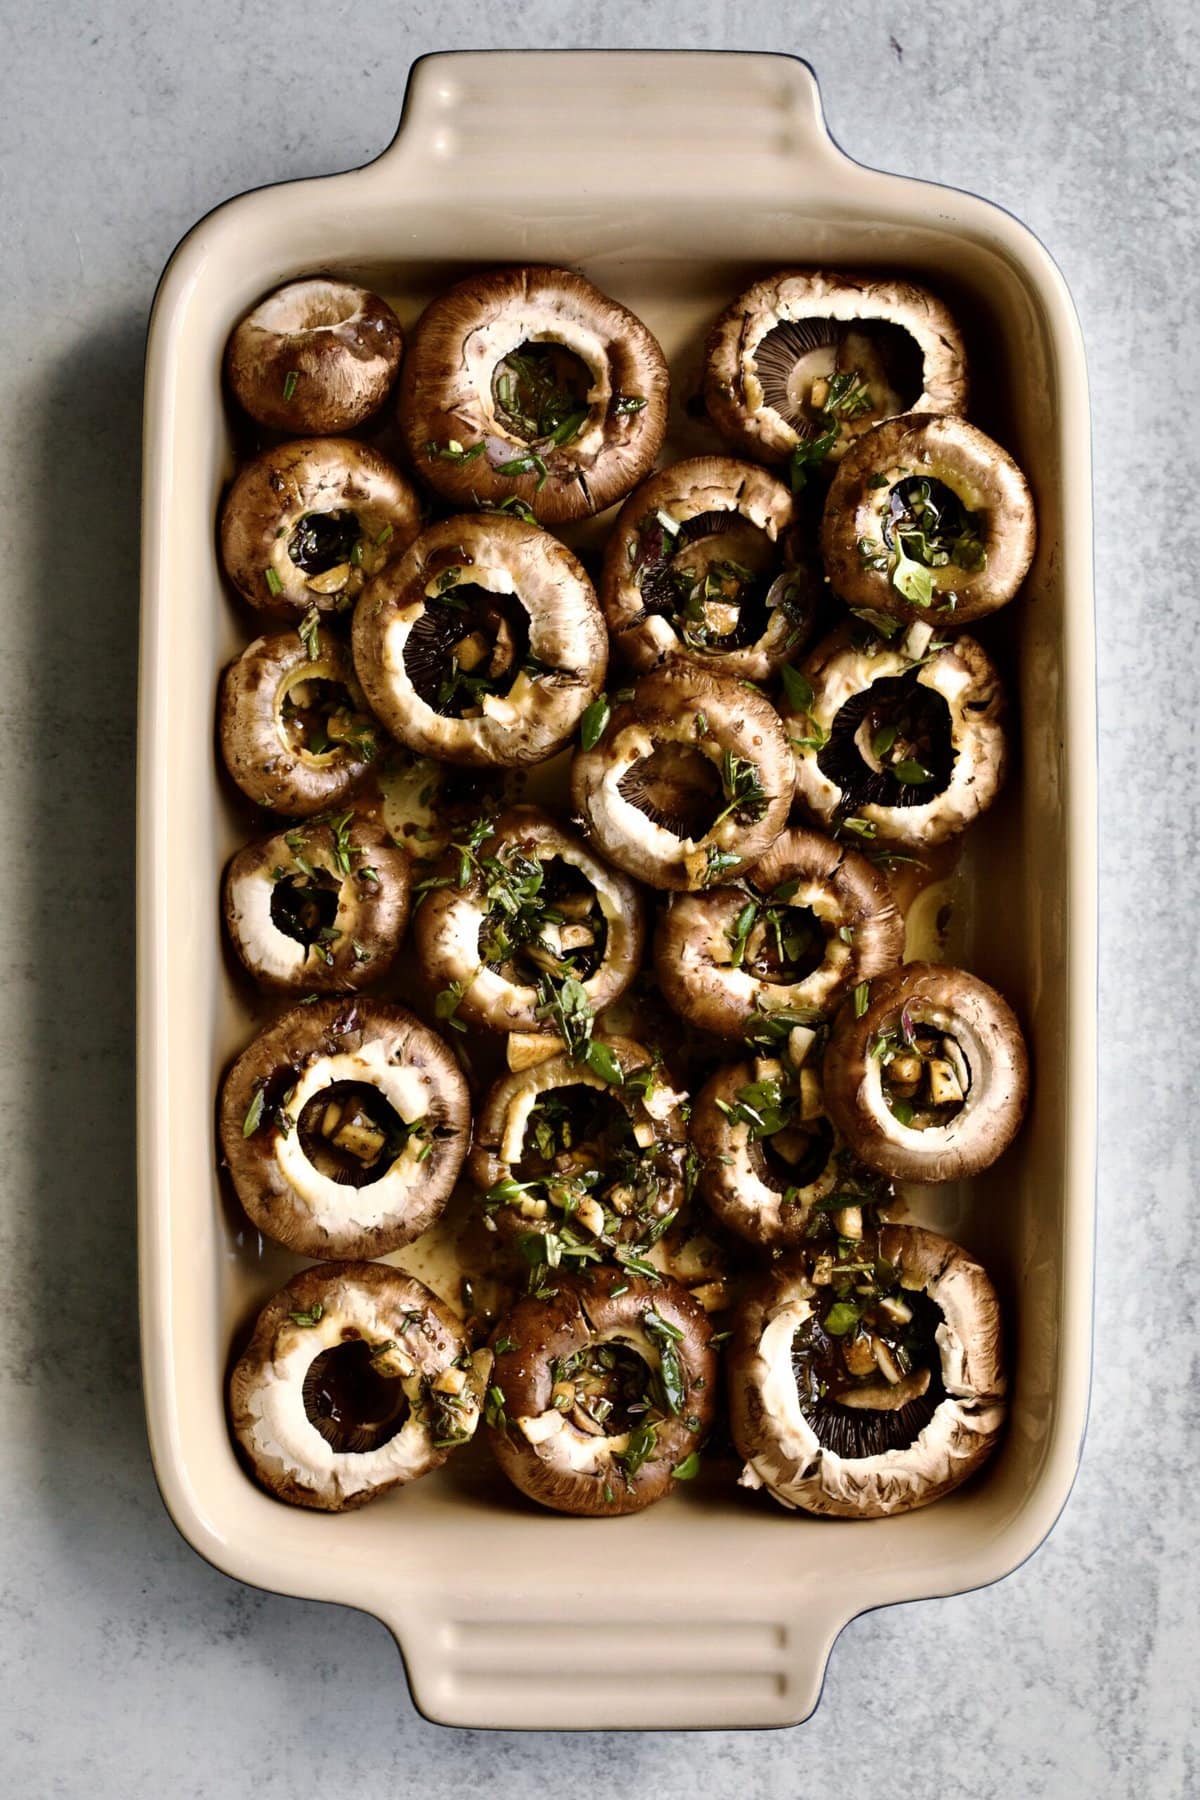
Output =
[{"x1": 1, "y1": 2, "x2": 1195, "y2": 1793}]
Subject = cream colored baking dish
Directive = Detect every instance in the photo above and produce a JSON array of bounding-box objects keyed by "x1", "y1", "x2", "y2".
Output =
[{"x1": 137, "y1": 49, "x2": 1096, "y2": 1731}]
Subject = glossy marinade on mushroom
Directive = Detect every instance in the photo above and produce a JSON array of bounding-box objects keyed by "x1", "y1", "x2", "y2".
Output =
[
  {"x1": 352, "y1": 513, "x2": 607, "y2": 767},
  {"x1": 397, "y1": 265, "x2": 669, "y2": 524},
  {"x1": 219, "y1": 998, "x2": 470, "y2": 1259},
  {"x1": 469, "y1": 1038, "x2": 688, "y2": 1259},
  {"x1": 821, "y1": 414, "x2": 1036, "y2": 625},
  {"x1": 222, "y1": 809, "x2": 410, "y2": 992},
  {"x1": 822, "y1": 962, "x2": 1029, "y2": 1182},
  {"x1": 230, "y1": 1261, "x2": 487, "y2": 1512},
  {"x1": 485, "y1": 1267, "x2": 717, "y2": 1516},
  {"x1": 413, "y1": 806, "x2": 645, "y2": 1035},
  {"x1": 728, "y1": 1225, "x2": 1006, "y2": 1518},
  {"x1": 220, "y1": 438, "x2": 422, "y2": 615},
  {"x1": 225, "y1": 278, "x2": 405, "y2": 434},
  {"x1": 782, "y1": 620, "x2": 1008, "y2": 848},
  {"x1": 703, "y1": 269, "x2": 967, "y2": 478},
  {"x1": 599, "y1": 456, "x2": 819, "y2": 680},
  {"x1": 654, "y1": 825, "x2": 904, "y2": 1037},
  {"x1": 570, "y1": 664, "x2": 793, "y2": 890}
]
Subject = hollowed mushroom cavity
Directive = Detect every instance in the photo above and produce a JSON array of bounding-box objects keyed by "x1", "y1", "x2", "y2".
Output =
[
  {"x1": 704, "y1": 271, "x2": 967, "y2": 473},
  {"x1": 821, "y1": 414, "x2": 1036, "y2": 625},
  {"x1": 223, "y1": 812, "x2": 410, "y2": 991},
  {"x1": 230, "y1": 1261, "x2": 485, "y2": 1511},
  {"x1": 823, "y1": 962, "x2": 1029, "y2": 1183},
  {"x1": 219, "y1": 998, "x2": 470, "y2": 1258},
  {"x1": 413, "y1": 807, "x2": 645, "y2": 1034},
  {"x1": 485, "y1": 1267, "x2": 718, "y2": 1515},
  {"x1": 219, "y1": 628, "x2": 384, "y2": 816},
  {"x1": 653, "y1": 825, "x2": 904, "y2": 1036},
  {"x1": 728, "y1": 1225, "x2": 1006, "y2": 1517},
  {"x1": 600, "y1": 457, "x2": 819, "y2": 680},
  {"x1": 397, "y1": 265, "x2": 669, "y2": 524},
  {"x1": 352, "y1": 513, "x2": 607, "y2": 766},
  {"x1": 220, "y1": 437, "x2": 422, "y2": 614},
  {"x1": 570, "y1": 664, "x2": 792, "y2": 890},
  {"x1": 225, "y1": 278, "x2": 405, "y2": 434},
  {"x1": 785, "y1": 623, "x2": 1007, "y2": 847},
  {"x1": 469, "y1": 1039, "x2": 688, "y2": 1256}
]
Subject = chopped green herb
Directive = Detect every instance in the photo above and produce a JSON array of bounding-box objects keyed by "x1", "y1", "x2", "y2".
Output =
[
  {"x1": 584, "y1": 1039, "x2": 625, "y2": 1087},
  {"x1": 288, "y1": 1302, "x2": 324, "y2": 1328},
  {"x1": 787, "y1": 425, "x2": 839, "y2": 492},
  {"x1": 780, "y1": 665, "x2": 815, "y2": 713},
  {"x1": 264, "y1": 566, "x2": 284, "y2": 597},
  {"x1": 892, "y1": 758, "x2": 933, "y2": 785},
  {"x1": 282, "y1": 370, "x2": 299, "y2": 402},
  {"x1": 298, "y1": 604, "x2": 321, "y2": 662},
  {"x1": 242, "y1": 1085, "x2": 266, "y2": 1137},
  {"x1": 613, "y1": 394, "x2": 647, "y2": 415},
  {"x1": 580, "y1": 694, "x2": 611, "y2": 752},
  {"x1": 823, "y1": 1301, "x2": 860, "y2": 1336},
  {"x1": 854, "y1": 981, "x2": 871, "y2": 1018},
  {"x1": 671, "y1": 1452, "x2": 701, "y2": 1481}
]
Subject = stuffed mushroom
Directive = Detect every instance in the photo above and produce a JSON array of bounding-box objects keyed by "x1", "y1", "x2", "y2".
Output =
[
  {"x1": 222, "y1": 810, "x2": 410, "y2": 991},
  {"x1": 219, "y1": 998, "x2": 470, "y2": 1259},
  {"x1": 352, "y1": 513, "x2": 607, "y2": 767},
  {"x1": 486, "y1": 1267, "x2": 717, "y2": 1516},
  {"x1": 218, "y1": 626, "x2": 383, "y2": 817},
  {"x1": 821, "y1": 414, "x2": 1036, "y2": 625},
  {"x1": 225, "y1": 278, "x2": 405, "y2": 434},
  {"x1": 784, "y1": 621, "x2": 1007, "y2": 848},
  {"x1": 654, "y1": 826, "x2": 903, "y2": 1037},
  {"x1": 220, "y1": 437, "x2": 422, "y2": 615},
  {"x1": 704, "y1": 270, "x2": 967, "y2": 473},
  {"x1": 600, "y1": 456, "x2": 819, "y2": 680},
  {"x1": 729, "y1": 1225, "x2": 1005, "y2": 1517},
  {"x1": 397, "y1": 265, "x2": 668, "y2": 524},
  {"x1": 470, "y1": 1037, "x2": 688, "y2": 1257},
  {"x1": 823, "y1": 962, "x2": 1029, "y2": 1182},
  {"x1": 230, "y1": 1261, "x2": 486, "y2": 1512},
  {"x1": 570, "y1": 665, "x2": 792, "y2": 890},
  {"x1": 414, "y1": 807, "x2": 645, "y2": 1035}
]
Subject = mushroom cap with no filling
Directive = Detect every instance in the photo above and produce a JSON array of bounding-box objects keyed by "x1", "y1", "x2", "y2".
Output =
[
  {"x1": 225, "y1": 278, "x2": 405, "y2": 434},
  {"x1": 728, "y1": 1225, "x2": 1005, "y2": 1517}
]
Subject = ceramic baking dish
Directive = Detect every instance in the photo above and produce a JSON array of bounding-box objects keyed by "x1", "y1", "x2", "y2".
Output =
[{"x1": 137, "y1": 48, "x2": 1096, "y2": 1731}]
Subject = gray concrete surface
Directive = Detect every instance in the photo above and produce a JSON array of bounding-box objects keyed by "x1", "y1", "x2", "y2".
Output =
[{"x1": 1, "y1": 2, "x2": 1195, "y2": 1794}]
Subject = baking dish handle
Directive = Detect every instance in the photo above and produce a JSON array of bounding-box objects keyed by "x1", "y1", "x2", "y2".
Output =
[{"x1": 368, "y1": 50, "x2": 845, "y2": 194}]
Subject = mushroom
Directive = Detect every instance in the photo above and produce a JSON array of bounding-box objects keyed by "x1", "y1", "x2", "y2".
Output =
[
  {"x1": 222, "y1": 811, "x2": 410, "y2": 991},
  {"x1": 218, "y1": 626, "x2": 384, "y2": 817},
  {"x1": 654, "y1": 825, "x2": 904, "y2": 1037},
  {"x1": 703, "y1": 269, "x2": 967, "y2": 475},
  {"x1": 821, "y1": 414, "x2": 1036, "y2": 625},
  {"x1": 230, "y1": 1261, "x2": 486, "y2": 1512},
  {"x1": 396, "y1": 265, "x2": 669, "y2": 524},
  {"x1": 783, "y1": 621, "x2": 1008, "y2": 847},
  {"x1": 692, "y1": 1049, "x2": 888, "y2": 1248},
  {"x1": 368, "y1": 746, "x2": 503, "y2": 861},
  {"x1": 225, "y1": 278, "x2": 405, "y2": 434},
  {"x1": 220, "y1": 437, "x2": 422, "y2": 615},
  {"x1": 485, "y1": 1267, "x2": 717, "y2": 1515},
  {"x1": 569, "y1": 665, "x2": 792, "y2": 890},
  {"x1": 822, "y1": 961, "x2": 1029, "y2": 1182},
  {"x1": 729, "y1": 1225, "x2": 1005, "y2": 1517},
  {"x1": 218, "y1": 998, "x2": 470, "y2": 1259},
  {"x1": 413, "y1": 806, "x2": 645, "y2": 1034},
  {"x1": 469, "y1": 1037, "x2": 688, "y2": 1256},
  {"x1": 600, "y1": 456, "x2": 819, "y2": 680},
  {"x1": 352, "y1": 513, "x2": 607, "y2": 767}
]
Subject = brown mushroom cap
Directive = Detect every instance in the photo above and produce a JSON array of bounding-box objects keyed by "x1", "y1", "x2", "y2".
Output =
[
  {"x1": 225, "y1": 279, "x2": 405, "y2": 434},
  {"x1": 727, "y1": 1225, "x2": 1005, "y2": 1517},
  {"x1": 413, "y1": 806, "x2": 645, "y2": 1033},
  {"x1": 486, "y1": 1267, "x2": 717, "y2": 1515},
  {"x1": 600, "y1": 456, "x2": 818, "y2": 680},
  {"x1": 218, "y1": 626, "x2": 384, "y2": 817},
  {"x1": 222, "y1": 813, "x2": 410, "y2": 992},
  {"x1": 823, "y1": 962, "x2": 1030, "y2": 1182},
  {"x1": 654, "y1": 826, "x2": 904, "y2": 1037},
  {"x1": 230, "y1": 1261, "x2": 482, "y2": 1512},
  {"x1": 784, "y1": 622, "x2": 1008, "y2": 848},
  {"x1": 396, "y1": 265, "x2": 669, "y2": 524},
  {"x1": 704, "y1": 269, "x2": 967, "y2": 466},
  {"x1": 220, "y1": 437, "x2": 422, "y2": 615},
  {"x1": 218, "y1": 998, "x2": 470, "y2": 1259},
  {"x1": 352, "y1": 513, "x2": 607, "y2": 768},
  {"x1": 821, "y1": 414, "x2": 1036, "y2": 624},
  {"x1": 569, "y1": 664, "x2": 792, "y2": 890}
]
